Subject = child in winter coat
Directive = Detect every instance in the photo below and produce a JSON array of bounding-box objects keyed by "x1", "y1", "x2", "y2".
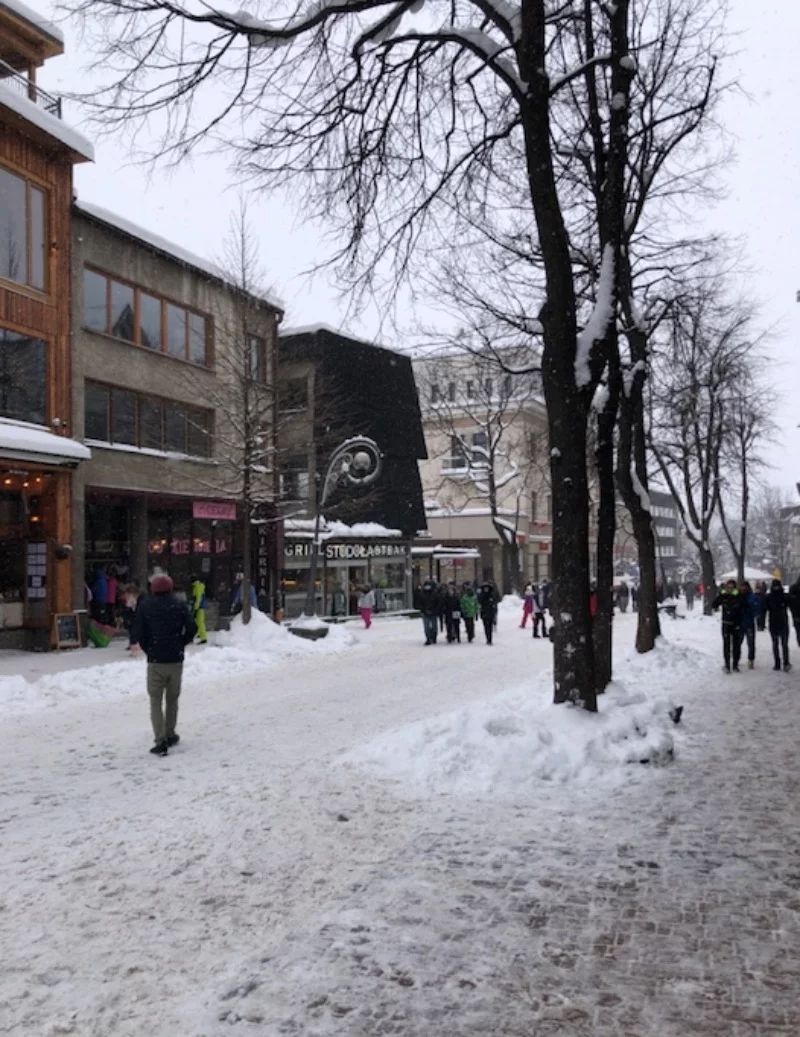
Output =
[
  {"x1": 357, "y1": 585, "x2": 376, "y2": 628},
  {"x1": 520, "y1": 583, "x2": 534, "y2": 628},
  {"x1": 459, "y1": 585, "x2": 479, "y2": 643}
]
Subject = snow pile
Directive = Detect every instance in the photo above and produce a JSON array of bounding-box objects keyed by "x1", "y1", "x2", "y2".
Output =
[
  {"x1": 0, "y1": 611, "x2": 356, "y2": 715},
  {"x1": 346, "y1": 636, "x2": 716, "y2": 797},
  {"x1": 290, "y1": 614, "x2": 330, "y2": 631}
]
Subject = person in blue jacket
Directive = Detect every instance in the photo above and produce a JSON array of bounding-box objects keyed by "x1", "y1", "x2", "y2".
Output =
[{"x1": 738, "y1": 580, "x2": 760, "y2": 670}]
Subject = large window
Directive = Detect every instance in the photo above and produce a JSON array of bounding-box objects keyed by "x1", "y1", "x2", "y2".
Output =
[
  {"x1": 83, "y1": 267, "x2": 210, "y2": 365},
  {"x1": 278, "y1": 377, "x2": 308, "y2": 413},
  {"x1": 0, "y1": 166, "x2": 47, "y2": 291},
  {"x1": 280, "y1": 456, "x2": 310, "y2": 501},
  {"x1": 445, "y1": 435, "x2": 468, "y2": 471},
  {"x1": 0, "y1": 328, "x2": 46, "y2": 424},
  {"x1": 85, "y1": 381, "x2": 212, "y2": 457}
]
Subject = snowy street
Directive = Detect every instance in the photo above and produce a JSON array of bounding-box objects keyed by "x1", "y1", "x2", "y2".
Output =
[{"x1": 2, "y1": 610, "x2": 799, "y2": 1036}]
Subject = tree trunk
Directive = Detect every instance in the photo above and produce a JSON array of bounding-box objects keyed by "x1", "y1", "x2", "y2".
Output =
[
  {"x1": 496, "y1": 530, "x2": 520, "y2": 596},
  {"x1": 520, "y1": 3, "x2": 596, "y2": 710},
  {"x1": 701, "y1": 546, "x2": 717, "y2": 615},
  {"x1": 593, "y1": 367, "x2": 619, "y2": 693}
]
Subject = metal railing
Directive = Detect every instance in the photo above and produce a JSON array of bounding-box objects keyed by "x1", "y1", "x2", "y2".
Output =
[{"x1": 0, "y1": 59, "x2": 62, "y2": 118}]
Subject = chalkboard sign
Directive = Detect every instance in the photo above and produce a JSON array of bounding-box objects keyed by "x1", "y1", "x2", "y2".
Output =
[{"x1": 53, "y1": 612, "x2": 81, "y2": 650}]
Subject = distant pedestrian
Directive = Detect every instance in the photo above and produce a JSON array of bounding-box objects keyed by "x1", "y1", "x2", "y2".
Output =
[
  {"x1": 738, "y1": 581, "x2": 760, "y2": 670},
  {"x1": 755, "y1": 581, "x2": 768, "y2": 631},
  {"x1": 357, "y1": 584, "x2": 376, "y2": 629},
  {"x1": 231, "y1": 574, "x2": 257, "y2": 615},
  {"x1": 788, "y1": 576, "x2": 800, "y2": 647},
  {"x1": 441, "y1": 584, "x2": 462, "y2": 642},
  {"x1": 460, "y1": 584, "x2": 479, "y2": 642},
  {"x1": 477, "y1": 582, "x2": 498, "y2": 645},
  {"x1": 415, "y1": 579, "x2": 441, "y2": 645},
  {"x1": 764, "y1": 579, "x2": 791, "y2": 672},
  {"x1": 684, "y1": 580, "x2": 696, "y2": 611},
  {"x1": 711, "y1": 579, "x2": 744, "y2": 673},
  {"x1": 540, "y1": 580, "x2": 552, "y2": 613},
  {"x1": 631, "y1": 584, "x2": 639, "y2": 612},
  {"x1": 131, "y1": 573, "x2": 196, "y2": 757},
  {"x1": 520, "y1": 582, "x2": 534, "y2": 628},
  {"x1": 190, "y1": 574, "x2": 208, "y2": 644},
  {"x1": 616, "y1": 582, "x2": 629, "y2": 613},
  {"x1": 532, "y1": 586, "x2": 547, "y2": 638}
]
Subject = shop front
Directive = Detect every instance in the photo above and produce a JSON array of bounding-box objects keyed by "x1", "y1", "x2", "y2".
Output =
[{"x1": 281, "y1": 537, "x2": 413, "y2": 619}]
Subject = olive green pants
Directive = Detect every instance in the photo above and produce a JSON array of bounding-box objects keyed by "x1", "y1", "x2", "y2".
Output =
[{"x1": 147, "y1": 662, "x2": 183, "y2": 743}]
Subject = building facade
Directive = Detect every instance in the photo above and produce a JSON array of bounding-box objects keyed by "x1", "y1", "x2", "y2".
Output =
[
  {"x1": 0, "y1": 2, "x2": 93, "y2": 647},
  {"x1": 413, "y1": 350, "x2": 552, "y2": 589},
  {"x1": 71, "y1": 203, "x2": 283, "y2": 617},
  {"x1": 277, "y1": 326, "x2": 427, "y2": 617}
]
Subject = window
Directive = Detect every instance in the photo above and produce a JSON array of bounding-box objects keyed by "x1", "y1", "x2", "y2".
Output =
[
  {"x1": 445, "y1": 435, "x2": 468, "y2": 470},
  {"x1": 84, "y1": 383, "x2": 109, "y2": 440},
  {"x1": 447, "y1": 382, "x2": 456, "y2": 402},
  {"x1": 85, "y1": 381, "x2": 212, "y2": 458},
  {"x1": 503, "y1": 373, "x2": 513, "y2": 396},
  {"x1": 531, "y1": 492, "x2": 538, "y2": 521},
  {"x1": 111, "y1": 390, "x2": 136, "y2": 445},
  {"x1": 249, "y1": 335, "x2": 267, "y2": 383},
  {"x1": 546, "y1": 494, "x2": 553, "y2": 521},
  {"x1": 471, "y1": 430, "x2": 489, "y2": 467},
  {"x1": 485, "y1": 378, "x2": 493, "y2": 398},
  {"x1": 139, "y1": 397, "x2": 163, "y2": 450},
  {"x1": 280, "y1": 457, "x2": 310, "y2": 501},
  {"x1": 0, "y1": 166, "x2": 47, "y2": 291},
  {"x1": 83, "y1": 268, "x2": 210, "y2": 365},
  {"x1": 466, "y1": 380, "x2": 475, "y2": 399},
  {"x1": 279, "y1": 377, "x2": 308, "y2": 412},
  {"x1": 430, "y1": 383, "x2": 441, "y2": 404},
  {"x1": 0, "y1": 328, "x2": 46, "y2": 424}
]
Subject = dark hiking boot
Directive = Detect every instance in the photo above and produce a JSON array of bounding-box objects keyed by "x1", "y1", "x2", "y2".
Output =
[
  {"x1": 733, "y1": 666, "x2": 740, "y2": 673},
  {"x1": 722, "y1": 666, "x2": 730, "y2": 674},
  {"x1": 166, "y1": 733, "x2": 180, "y2": 747},
  {"x1": 748, "y1": 660, "x2": 754, "y2": 670},
  {"x1": 784, "y1": 663, "x2": 792, "y2": 672},
  {"x1": 150, "y1": 741, "x2": 168, "y2": 756},
  {"x1": 773, "y1": 664, "x2": 781, "y2": 671}
]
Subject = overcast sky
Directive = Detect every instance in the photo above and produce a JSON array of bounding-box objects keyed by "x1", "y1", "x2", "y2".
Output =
[{"x1": 36, "y1": 0, "x2": 800, "y2": 495}]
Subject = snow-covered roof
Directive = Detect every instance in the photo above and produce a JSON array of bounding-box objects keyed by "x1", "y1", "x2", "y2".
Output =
[
  {"x1": 0, "y1": 420, "x2": 91, "y2": 464},
  {"x1": 0, "y1": 83, "x2": 93, "y2": 161},
  {"x1": 279, "y1": 324, "x2": 401, "y2": 356},
  {"x1": 425, "y1": 505, "x2": 519, "y2": 519},
  {"x1": 411, "y1": 545, "x2": 482, "y2": 559},
  {"x1": 284, "y1": 518, "x2": 403, "y2": 539},
  {"x1": 718, "y1": 567, "x2": 777, "y2": 583},
  {"x1": 74, "y1": 200, "x2": 285, "y2": 312},
  {"x1": 0, "y1": 0, "x2": 64, "y2": 45}
]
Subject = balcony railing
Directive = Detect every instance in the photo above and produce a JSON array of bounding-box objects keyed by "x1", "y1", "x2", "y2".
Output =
[{"x1": 0, "y1": 59, "x2": 62, "y2": 118}]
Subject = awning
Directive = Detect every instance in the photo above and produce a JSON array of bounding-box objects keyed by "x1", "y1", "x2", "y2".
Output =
[{"x1": 0, "y1": 422, "x2": 91, "y2": 467}]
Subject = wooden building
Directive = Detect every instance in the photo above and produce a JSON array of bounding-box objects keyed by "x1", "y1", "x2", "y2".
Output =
[{"x1": 0, "y1": 0, "x2": 93, "y2": 647}]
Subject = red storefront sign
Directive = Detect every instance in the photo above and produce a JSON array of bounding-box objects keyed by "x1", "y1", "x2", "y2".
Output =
[{"x1": 193, "y1": 500, "x2": 237, "y2": 521}]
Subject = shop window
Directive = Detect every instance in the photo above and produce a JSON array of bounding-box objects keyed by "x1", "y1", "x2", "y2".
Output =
[
  {"x1": 85, "y1": 383, "x2": 109, "y2": 441},
  {"x1": 83, "y1": 267, "x2": 210, "y2": 365},
  {"x1": 111, "y1": 390, "x2": 136, "y2": 445},
  {"x1": 0, "y1": 328, "x2": 46, "y2": 425},
  {"x1": 279, "y1": 377, "x2": 308, "y2": 413},
  {"x1": 0, "y1": 166, "x2": 47, "y2": 291}
]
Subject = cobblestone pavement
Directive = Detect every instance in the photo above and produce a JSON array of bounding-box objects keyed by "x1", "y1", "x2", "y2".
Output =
[{"x1": 222, "y1": 666, "x2": 800, "y2": 1036}]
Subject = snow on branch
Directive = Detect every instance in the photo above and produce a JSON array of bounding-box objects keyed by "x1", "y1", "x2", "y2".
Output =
[
  {"x1": 630, "y1": 466, "x2": 651, "y2": 513},
  {"x1": 575, "y1": 244, "x2": 615, "y2": 390}
]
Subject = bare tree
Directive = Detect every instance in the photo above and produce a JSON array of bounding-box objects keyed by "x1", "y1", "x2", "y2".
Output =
[
  {"x1": 183, "y1": 201, "x2": 280, "y2": 624},
  {"x1": 748, "y1": 486, "x2": 795, "y2": 579},
  {"x1": 649, "y1": 287, "x2": 758, "y2": 613},
  {"x1": 415, "y1": 345, "x2": 545, "y2": 594}
]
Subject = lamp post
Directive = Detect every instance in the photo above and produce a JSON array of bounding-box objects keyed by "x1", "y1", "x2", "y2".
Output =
[{"x1": 303, "y1": 436, "x2": 382, "y2": 616}]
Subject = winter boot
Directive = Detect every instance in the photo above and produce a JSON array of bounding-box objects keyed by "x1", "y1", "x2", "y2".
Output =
[
  {"x1": 150, "y1": 740, "x2": 168, "y2": 756},
  {"x1": 166, "y1": 733, "x2": 180, "y2": 747},
  {"x1": 784, "y1": 663, "x2": 792, "y2": 673},
  {"x1": 748, "y1": 660, "x2": 754, "y2": 670}
]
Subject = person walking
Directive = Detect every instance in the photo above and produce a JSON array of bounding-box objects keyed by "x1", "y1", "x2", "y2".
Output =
[
  {"x1": 415, "y1": 579, "x2": 441, "y2": 645},
  {"x1": 755, "y1": 581, "x2": 768, "y2": 631},
  {"x1": 788, "y1": 576, "x2": 800, "y2": 647},
  {"x1": 684, "y1": 580, "x2": 696, "y2": 611},
  {"x1": 357, "y1": 584, "x2": 376, "y2": 628},
  {"x1": 190, "y1": 574, "x2": 208, "y2": 644},
  {"x1": 131, "y1": 573, "x2": 197, "y2": 756},
  {"x1": 738, "y1": 580, "x2": 760, "y2": 670},
  {"x1": 477, "y1": 581, "x2": 498, "y2": 645},
  {"x1": 443, "y1": 584, "x2": 462, "y2": 642},
  {"x1": 711, "y1": 579, "x2": 744, "y2": 673},
  {"x1": 520, "y1": 582, "x2": 534, "y2": 628},
  {"x1": 616, "y1": 582, "x2": 629, "y2": 614},
  {"x1": 764, "y1": 579, "x2": 791, "y2": 672},
  {"x1": 460, "y1": 583, "x2": 479, "y2": 643},
  {"x1": 532, "y1": 585, "x2": 547, "y2": 639}
]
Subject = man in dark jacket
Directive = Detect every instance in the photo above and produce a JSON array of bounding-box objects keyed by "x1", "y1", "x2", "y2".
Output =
[
  {"x1": 788, "y1": 577, "x2": 800, "y2": 647},
  {"x1": 477, "y1": 582, "x2": 498, "y2": 645},
  {"x1": 415, "y1": 579, "x2": 441, "y2": 645},
  {"x1": 712, "y1": 579, "x2": 744, "y2": 673},
  {"x1": 764, "y1": 579, "x2": 791, "y2": 672},
  {"x1": 131, "y1": 574, "x2": 197, "y2": 756}
]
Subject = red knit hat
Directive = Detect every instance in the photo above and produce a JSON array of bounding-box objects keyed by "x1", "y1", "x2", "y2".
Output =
[{"x1": 150, "y1": 574, "x2": 174, "y2": 594}]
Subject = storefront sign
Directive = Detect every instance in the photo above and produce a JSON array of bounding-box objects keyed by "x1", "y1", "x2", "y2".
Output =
[
  {"x1": 285, "y1": 540, "x2": 407, "y2": 560},
  {"x1": 193, "y1": 500, "x2": 237, "y2": 521}
]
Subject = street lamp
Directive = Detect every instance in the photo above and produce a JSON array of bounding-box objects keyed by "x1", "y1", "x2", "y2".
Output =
[{"x1": 303, "y1": 436, "x2": 383, "y2": 616}]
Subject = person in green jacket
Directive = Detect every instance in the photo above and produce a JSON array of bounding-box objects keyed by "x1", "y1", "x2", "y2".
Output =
[
  {"x1": 460, "y1": 584, "x2": 479, "y2": 643},
  {"x1": 190, "y1": 574, "x2": 208, "y2": 644}
]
